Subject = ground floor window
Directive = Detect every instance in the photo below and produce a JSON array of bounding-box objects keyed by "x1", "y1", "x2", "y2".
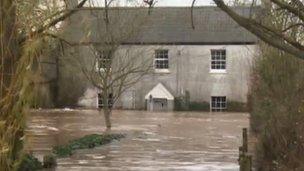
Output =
[
  {"x1": 98, "y1": 93, "x2": 113, "y2": 109},
  {"x1": 211, "y1": 96, "x2": 227, "y2": 112}
]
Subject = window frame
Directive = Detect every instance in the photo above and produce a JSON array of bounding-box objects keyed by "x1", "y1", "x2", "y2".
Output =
[
  {"x1": 97, "y1": 93, "x2": 113, "y2": 109},
  {"x1": 97, "y1": 93, "x2": 103, "y2": 108},
  {"x1": 210, "y1": 49, "x2": 227, "y2": 73},
  {"x1": 95, "y1": 50, "x2": 111, "y2": 72},
  {"x1": 154, "y1": 49, "x2": 169, "y2": 72},
  {"x1": 211, "y1": 96, "x2": 227, "y2": 112}
]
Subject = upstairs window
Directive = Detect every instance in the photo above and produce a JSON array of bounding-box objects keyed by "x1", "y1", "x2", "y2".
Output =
[
  {"x1": 95, "y1": 51, "x2": 111, "y2": 70},
  {"x1": 211, "y1": 96, "x2": 227, "y2": 112},
  {"x1": 155, "y1": 50, "x2": 169, "y2": 69},
  {"x1": 211, "y1": 49, "x2": 226, "y2": 72}
]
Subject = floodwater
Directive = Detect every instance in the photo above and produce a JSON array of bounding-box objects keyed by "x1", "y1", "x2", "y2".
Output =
[{"x1": 26, "y1": 110, "x2": 249, "y2": 171}]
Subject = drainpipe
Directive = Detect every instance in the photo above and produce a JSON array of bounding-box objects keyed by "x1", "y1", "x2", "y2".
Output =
[
  {"x1": 149, "y1": 95, "x2": 153, "y2": 111},
  {"x1": 176, "y1": 49, "x2": 181, "y2": 96}
]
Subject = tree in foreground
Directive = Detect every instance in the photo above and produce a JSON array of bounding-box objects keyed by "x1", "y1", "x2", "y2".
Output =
[
  {"x1": 65, "y1": 0, "x2": 153, "y2": 129},
  {"x1": 0, "y1": 0, "x2": 88, "y2": 170}
]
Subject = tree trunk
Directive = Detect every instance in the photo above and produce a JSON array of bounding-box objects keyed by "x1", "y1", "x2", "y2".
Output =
[
  {"x1": 103, "y1": 107, "x2": 112, "y2": 129},
  {"x1": 0, "y1": 1, "x2": 24, "y2": 170},
  {"x1": 0, "y1": 0, "x2": 19, "y2": 97},
  {"x1": 102, "y1": 90, "x2": 112, "y2": 129}
]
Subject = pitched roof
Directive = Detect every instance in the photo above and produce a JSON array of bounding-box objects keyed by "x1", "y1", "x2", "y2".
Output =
[
  {"x1": 62, "y1": 6, "x2": 258, "y2": 45},
  {"x1": 145, "y1": 83, "x2": 174, "y2": 100}
]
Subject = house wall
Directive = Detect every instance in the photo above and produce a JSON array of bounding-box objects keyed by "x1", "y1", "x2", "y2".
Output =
[
  {"x1": 127, "y1": 44, "x2": 257, "y2": 109},
  {"x1": 57, "y1": 44, "x2": 257, "y2": 110}
]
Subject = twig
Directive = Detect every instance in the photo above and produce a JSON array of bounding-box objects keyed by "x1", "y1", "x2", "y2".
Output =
[{"x1": 191, "y1": 0, "x2": 197, "y2": 29}]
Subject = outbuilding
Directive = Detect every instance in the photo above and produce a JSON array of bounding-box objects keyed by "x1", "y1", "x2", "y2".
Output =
[{"x1": 145, "y1": 83, "x2": 174, "y2": 111}]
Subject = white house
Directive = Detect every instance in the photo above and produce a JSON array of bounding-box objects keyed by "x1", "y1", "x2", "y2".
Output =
[{"x1": 54, "y1": 6, "x2": 258, "y2": 112}]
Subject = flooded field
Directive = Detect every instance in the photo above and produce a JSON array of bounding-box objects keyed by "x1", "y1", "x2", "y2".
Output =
[{"x1": 26, "y1": 110, "x2": 249, "y2": 171}]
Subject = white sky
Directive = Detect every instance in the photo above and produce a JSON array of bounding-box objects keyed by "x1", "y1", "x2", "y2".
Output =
[
  {"x1": 85, "y1": 0, "x2": 216, "y2": 7},
  {"x1": 154, "y1": 0, "x2": 215, "y2": 6},
  {"x1": 85, "y1": 0, "x2": 258, "y2": 7}
]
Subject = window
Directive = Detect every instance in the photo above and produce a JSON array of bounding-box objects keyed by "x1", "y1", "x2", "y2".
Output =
[
  {"x1": 155, "y1": 50, "x2": 169, "y2": 69},
  {"x1": 211, "y1": 96, "x2": 227, "y2": 112},
  {"x1": 98, "y1": 93, "x2": 103, "y2": 108},
  {"x1": 211, "y1": 49, "x2": 226, "y2": 71},
  {"x1": 97, "y1": 93, "x2": 113, "y2": 109},
  {"x1": 95, "y1": 51, "x2": 111, "y2": 70}
]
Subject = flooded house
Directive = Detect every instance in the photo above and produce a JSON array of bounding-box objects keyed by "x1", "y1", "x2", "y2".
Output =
[{"x1": 43, "y1": 4, "x2": 258, "y2": 112}]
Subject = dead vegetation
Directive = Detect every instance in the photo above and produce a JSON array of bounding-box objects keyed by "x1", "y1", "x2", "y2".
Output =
[{"x1": 249, "y1": 45, "x2": 304, "y2": 170}]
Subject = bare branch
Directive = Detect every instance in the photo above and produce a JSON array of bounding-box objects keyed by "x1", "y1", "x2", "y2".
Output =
[
  {"x1": 271, "y1": 0, "x2": 304, "y2": 21},
  {"x1": 282, "y1": 23, "x2": 304, "y2": 32},
  {"x1": 213, "y1": 0, "x2": 304, "y2": 59},
  {"x1": 43, "y1": 32, "x2": 74, "y2": 46},
  {"x1": 19, "y1": 0, "x2": 88, "y2": 44},
  {"x1": 143, "y1": 0, "x2": 156, "y2": 14}
]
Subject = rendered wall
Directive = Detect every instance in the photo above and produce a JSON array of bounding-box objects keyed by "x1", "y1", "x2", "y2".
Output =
[{"x1": 57, "y1": 44, "x2": 257, "y2": 109}]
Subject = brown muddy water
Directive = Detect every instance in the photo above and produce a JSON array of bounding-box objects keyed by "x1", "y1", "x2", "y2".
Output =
[{"x1": 26, "y1": 110, "x2": 249, "y2": 171}]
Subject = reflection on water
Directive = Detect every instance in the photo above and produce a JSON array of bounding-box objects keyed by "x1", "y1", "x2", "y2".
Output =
[{"x1": 26, "y1": 109, "x2": 249, "y2": 171}]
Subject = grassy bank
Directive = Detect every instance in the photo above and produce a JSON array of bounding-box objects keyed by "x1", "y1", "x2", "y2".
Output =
[
  {"x1": 18, "y1": 133, "x2": 125, "y2": 171},
  {"x1": 53, "y1": 134, "x2": 125, "y2": 158}
]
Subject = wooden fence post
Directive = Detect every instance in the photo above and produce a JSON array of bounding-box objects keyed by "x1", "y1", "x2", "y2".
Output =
[
  {"x1": 242, "y1": 128, "x2": 248, "y2": 152},
  {"x1": 239, "y1": 128, "x2": 252, "y2": 171}
]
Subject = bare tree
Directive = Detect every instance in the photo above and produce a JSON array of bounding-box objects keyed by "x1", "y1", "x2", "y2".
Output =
[{"x1": 67, "y1": 1, "x2": 153, "y2": 129}]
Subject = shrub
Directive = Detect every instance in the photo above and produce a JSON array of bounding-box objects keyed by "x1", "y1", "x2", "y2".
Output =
[
  {"x1": 175, "y1": 91, "x2": 210, "y2": 111},
  {"x1": 18, "y1": 154, "x2": 43, "y2": 171},
  {"x1": 43, "y1": 154, "x2": 56, "y2": 168},
  {"x1": 175, "y1": 99, "x2": 210, "y2": 111},
  {"x1": 188, "y1": 101, "x2": 210, "y2": 111},
  {"x1": 174, "y1": 91, "x2": 190, "y2": 111},
  {"x1": 226, "y1": 101, "x2": 248, "y2": 112},
  {"x1": 250, "y1": 46, "x2": 304, "y2": 170},
  {"x1": 174, "y1": 97, "x2": 188, "y2": 111}
]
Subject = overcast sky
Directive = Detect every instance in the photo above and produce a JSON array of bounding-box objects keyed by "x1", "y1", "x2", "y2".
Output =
[
  {"x1": 155, "y1": 0, "x2": 214, "y2": 6},
  {"x1": 86, "y1": 0, "x2": 216, "y2": 6},
  {"x1": 86, "y1": 0, "x2": 257, "y2": 7}
]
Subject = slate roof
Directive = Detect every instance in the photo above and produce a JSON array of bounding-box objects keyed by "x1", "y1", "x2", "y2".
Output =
[{"x1": 63, "y1": 7, "x2": 258, "y2": 45}]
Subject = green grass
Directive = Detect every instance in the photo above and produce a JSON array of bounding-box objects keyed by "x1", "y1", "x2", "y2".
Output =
[
  {"x1": 53, "y1": 134, "x2": 125, "y2": 158},
  {"x1": 18, "y1": 133, "x2": 125, "y2": 170}
]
